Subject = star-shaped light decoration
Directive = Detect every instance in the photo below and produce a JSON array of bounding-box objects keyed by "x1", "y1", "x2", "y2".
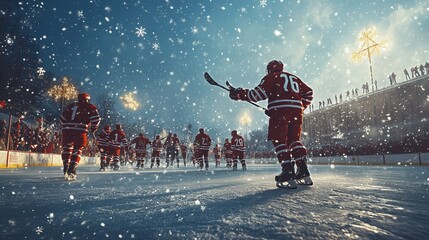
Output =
[{"x1": 120, "y1": 92, "x2": 140, "y2": 111}]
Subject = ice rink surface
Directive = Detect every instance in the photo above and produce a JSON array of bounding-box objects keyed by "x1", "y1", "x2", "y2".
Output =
[{"x1": 1, "y1": 162, "x2": 428, "y2": 239}]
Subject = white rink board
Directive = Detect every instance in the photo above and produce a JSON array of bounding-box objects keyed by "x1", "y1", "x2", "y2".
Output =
[
  {"x1": 7, "y1": 151, "x2": 29, "y2": 167},
  {"x1": 0, "y1": 151, "x2": 98, "y2": 168},
  {"x1": 384, "y1": 153, "x2": 420, "y2": 165},
  {"x1": 311, "y1": 156, "x2": 358, "y2": 165},
  {"x1": 420, "y1": 152, "x2": 429, "y2": 165},
  {"x1": 359, "y1": 155, "x2": 384, "y2": 165},
  {"x1": 0, "y1": 151, "x2": 7, "y2": 167}
]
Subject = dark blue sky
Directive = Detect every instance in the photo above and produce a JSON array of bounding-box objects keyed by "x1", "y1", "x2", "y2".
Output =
[{"x1": 5, "y1": 0, "x2": 429, "y2": 140}]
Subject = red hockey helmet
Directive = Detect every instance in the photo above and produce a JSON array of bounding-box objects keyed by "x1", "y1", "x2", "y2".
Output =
[
  {"x1": 115, "y1": 123, "x2": 122, "y2": 130},
  {"x1": 199, "y1": 128, "x2": 204, "y2": 133},
  {"x1": 231, "y1": 130, "x2": 237, "y2": 136},
  {"x1": 78, "y1": 92, "x2": 91, "y2": 103},
  {"x1": 266, "y1": 60, "x2": 284, "y2": 74}
]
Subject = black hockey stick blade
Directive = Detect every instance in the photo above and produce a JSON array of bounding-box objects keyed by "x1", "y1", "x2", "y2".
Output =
[{"x1": 204, "y1": 72, "x2": 229, "y2": 91}]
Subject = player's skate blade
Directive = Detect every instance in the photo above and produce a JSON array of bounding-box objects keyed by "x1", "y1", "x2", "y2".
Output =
[
  {"x1": 67, "y1": 173, "x2": 77, "y2": 181},
  {"x1": 276, "y1": 180, "x2": 297, "y2": 189},
  {"x1": 295, "y1": 176, "x2": 313, "y2": 185}
]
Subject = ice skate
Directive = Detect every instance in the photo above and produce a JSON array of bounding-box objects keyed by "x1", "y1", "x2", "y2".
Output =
[
  {"x1": 242, "y1": 164, "x2": 247, "y2": 171},
  {"x1": 295, "y1": 167, "x2": 313, "y2": 185},
  {"x1": 275, "y1": 165, "x2": 297, "y2": 189},
  {"x1": 232, "y1": 164, "x2": 237, "y2": 171},
  {"x1": 67, "y1": 173, "x2": 77, "y2": 181},
  {"x1": 64, "y1": 172, "x2": 69, "y2": 180},
  {"x1": 113, "y1": 163, "x2": 120, "y2": 171}
]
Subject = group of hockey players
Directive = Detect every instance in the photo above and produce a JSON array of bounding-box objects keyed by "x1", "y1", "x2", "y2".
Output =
[
  {"x1": 60, "y1": 59, "x2": 314, "y2": 189},
  {"x1": 95, "y1": 125, "x2": 248, "y2": 172}
]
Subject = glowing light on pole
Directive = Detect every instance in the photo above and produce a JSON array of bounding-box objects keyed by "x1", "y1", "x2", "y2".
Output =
[
  {"x1": 47, "y1": 76, "x2": 78, "y2": 112},
  {"x1": 120, "y1": 92, "x2": 140, "y2": 123},
  {"x1": 239, "y1": 111, "x2": 251, "y2": 141},
  {"x1": 351, "y1": 26, "x2": 388, "y2": 92}
]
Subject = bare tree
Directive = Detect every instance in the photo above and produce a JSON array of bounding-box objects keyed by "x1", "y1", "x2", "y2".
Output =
[{"x1": 96, "y1": 92, "x2": 120, "y2": 128}]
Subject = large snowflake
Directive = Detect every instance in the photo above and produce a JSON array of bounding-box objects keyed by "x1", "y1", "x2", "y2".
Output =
[
  {"x1": 152, "y1": 43, "x2": 160, "y2": 51},
  {"x1": 135, "y1": 26, "x2": 147, "y2": 37},
  {"x1": 260, "y1": 0, "x2": 267, "y2": 7},
  {"x1": 37, "y1": 67, "x2": 46, "y2": 77}
]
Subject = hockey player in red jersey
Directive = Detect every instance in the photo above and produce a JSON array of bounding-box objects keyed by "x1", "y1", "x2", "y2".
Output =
[
  {"x1": 230, "y1": 130, "x2": 246, "y2": 171},
  {"x1": 180, "y1": 142, "x2": 188, "y2": 167},
  {"x1": 129, "y1": 133, "x2": 151, "y2": 169},
  {"x1": 212, "y1": 144, "x2": 221, "y2": 167},
  {"x1": 194, "y1": 128, "x2": 212, "y2": 170},
  {"x1": 61, "y1": 92, "x2": 100, "y2": 180},
  {"x1": 97, "y1": 125, "x2": 111, "y2": 171},
  {"x1": 163, "y1": 132, "x2": 180, "y2": 168},
  {"x1": 222, "y1": 138, "x2": 233, "y2": 168},
  {"x1": 229, "y1": 60, "x2": 313, "y2": 188},
  {"x1": 108, "y1": 123, "x2": 128, "y2": 170},
  {"x1": 150, "y1": 135, "x2": 163, "y2": 168}
]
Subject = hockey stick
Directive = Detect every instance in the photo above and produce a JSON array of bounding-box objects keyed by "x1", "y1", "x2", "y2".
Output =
[
  {"x1": 204, "y1": 72, "x2": 230, "y2": 91},
  {"x1": 204, "y1": 72, "x2": 267, "y2": 111}
]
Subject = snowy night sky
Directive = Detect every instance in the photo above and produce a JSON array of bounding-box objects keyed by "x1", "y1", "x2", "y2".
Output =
[{"x1": 4, "y1": 0, "x2": 429, "y2": 137}]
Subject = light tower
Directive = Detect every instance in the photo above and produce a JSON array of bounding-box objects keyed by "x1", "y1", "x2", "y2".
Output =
[{"x1": 351, "y1": 26, "x2": 388, "y2": 92}]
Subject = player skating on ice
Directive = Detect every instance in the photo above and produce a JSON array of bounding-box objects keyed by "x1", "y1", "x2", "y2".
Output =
[
  {"x1": 228, "y1": 60, "x2": 313, "y2": 188},
  {"x1": 150, "y1": 135, "x2": 163, "y2": 168},
  {"x1": 108, "y1": 124, "x2": 128, "y2": 170},
  {"x1": 61, "y1": 92, "x2": 100, "y2": 181},
  {"x1": 212, "y1": 144, "x2": 221, "y2": 167},
  {"x1": 230, "y1": 130, "x2": 246, "y2": 171},
  {"x1": 97, "y1": 125, "x2": 111, "y2": 171},
  {"x1": 222, "y1": 138, "x2": 233, "y2": 168},
  {"x1": 172, "y1": 134, "x2": 181, "y2": 167},
  {"x1": 129, "y1": 133, "x2": 151, "y2": 169},
  {"x1": 163, "y1": 132, "x2": 180, "y2": 168},
  {"x1": 180, "y1": 141, "x2": 188, "y2": 167},
  {"x1": 194, "y1": 128, "x2": 211, "y2": 171}
]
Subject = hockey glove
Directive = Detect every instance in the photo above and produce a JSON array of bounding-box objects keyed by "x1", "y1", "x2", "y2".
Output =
[{"x1": 229, "y1": 87, "x2": 244, "y2": 101}]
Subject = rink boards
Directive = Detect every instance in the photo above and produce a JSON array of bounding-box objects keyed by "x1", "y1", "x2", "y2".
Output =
[
  {"x1": 0, "y1": 151, "x2": 428, "y2": 168},
  {"x1": 0, "y1": 151, "x2": 96, "y2": 168},
  {"x1": 311, "y1": 153, "x2": 429, "y2": 166}
]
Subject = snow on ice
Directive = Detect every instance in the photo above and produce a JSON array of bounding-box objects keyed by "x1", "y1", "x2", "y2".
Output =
[{"x1": 0, "y1": 163, "x2": 428, "y2": 239}]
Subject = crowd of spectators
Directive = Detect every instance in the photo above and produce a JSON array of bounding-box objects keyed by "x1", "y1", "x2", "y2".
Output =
[
  {"x1": 308, "y1": 61, "x2": 429, "y2": 113},
  {"x1": 0, "y1": 116, "x2": 62, "y2": 154}
]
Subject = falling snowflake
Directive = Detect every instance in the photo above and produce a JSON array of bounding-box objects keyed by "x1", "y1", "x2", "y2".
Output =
[
  {"x1": 35, "y1": 226, "x2": 44, "y2": 235},
  {"x1": 260, "y1": 0, "x2": 267, "y2": 7},
  {"x1": 191, "y1": 26, "x2": 198, "y2": 34},
  {"x1": 77, "y1": 10, "x2": 84, "y2": 19},
  {"x1": 152, "y1": 43, "x2": 160, "y2": 50},
  {"x1": 5, "y1": 34, "x2": 14, "y2": 45},
  {"x1": 37, "y1": 67, "x2": 46, "y2": 77},
  {"x1": 135, "y1": 26, "x2": 147, "y2": 37}
]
